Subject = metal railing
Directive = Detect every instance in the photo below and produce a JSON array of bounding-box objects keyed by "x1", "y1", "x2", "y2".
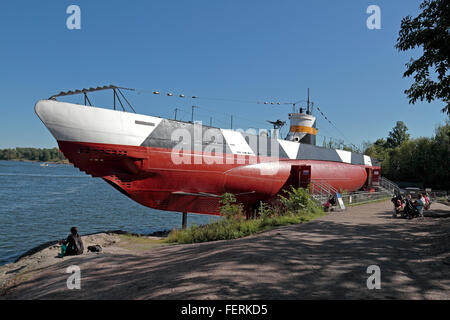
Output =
[
  {"x1": 310, "y1": 179, "x2": 339, "y2": 203},
  {"x1": 49, "y1": 85, "x2": 137, "y2": 113},
  {"x1": 309, "y1": 179, "x2": 393, "y2": 207},
  {"x1": 379, "y1": 176, "x2": 400, "y2": 196},
  {"x1": 340, "y1": 190, "x2": 392, "y2": 206}
]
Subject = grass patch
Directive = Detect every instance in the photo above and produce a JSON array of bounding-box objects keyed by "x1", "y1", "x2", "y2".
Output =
[
  {"x1": 167, "y1": 187, "x2": 325, "y2": 244},
  {"x1": 118, "y1": 234, "x2": 166, "y2": 245}
]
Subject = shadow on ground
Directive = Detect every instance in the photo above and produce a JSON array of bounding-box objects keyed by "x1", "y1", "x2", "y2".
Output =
[{"x1": 3, "y1": 203, "x2": 449, "y2": 300}]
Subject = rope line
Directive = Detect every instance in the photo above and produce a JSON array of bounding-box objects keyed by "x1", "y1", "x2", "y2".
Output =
[
  {"x1": 132, "y1": 88, "x2": 358, "y2": 149},
  {"x1": 316, "y1": 106, "x2": 358, "y2": 150}
]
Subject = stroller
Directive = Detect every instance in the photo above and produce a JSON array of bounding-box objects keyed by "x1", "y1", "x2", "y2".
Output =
[{"x1": 402, "y1": 198, "x2": 421, "y2": 219}]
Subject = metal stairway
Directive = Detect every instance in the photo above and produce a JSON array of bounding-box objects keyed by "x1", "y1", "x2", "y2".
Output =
[
  {"x1": 310, "y1": 179, "x2": 339, "y2": 204},
  {"x1": 309, "y1": 177, "x2": 399, "y2": 207},
  {"x1": 378, "y1": 176, "x2": 401, "y2": 196}
]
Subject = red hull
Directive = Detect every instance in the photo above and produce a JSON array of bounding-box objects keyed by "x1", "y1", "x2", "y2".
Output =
[{"x1": 58, "y1": 140, "x2": 379, "y2": 215}]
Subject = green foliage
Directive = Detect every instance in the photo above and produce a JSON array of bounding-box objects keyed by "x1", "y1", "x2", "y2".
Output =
[
  {"x1": 396, "y1": 0, "x2": 450, "y2": 114},
  {"x1": 279, "y1": 187, "x2": 307, "y2": 214},
  {"x1": 386, "y1": 121, "x2": 410, "y2": 148},
  {"x1": 278, "y1": 186, "x2": 321, "y2": 215},
  {"x1": 0, "y1": 147, "x2": 66, "y2": 162},
  {"x1": 219, "y1": 193, "x2": 244, "y2": 221},
  {"x1": 167, "y1": 188, "x2": 324, "y2": 244},
  {"x1": 364, "y1": 120, "x2": 450, "y2": 190},
  {"x1": 167, "y1": 219, "x2": 262, "y2": 244},
  {"x1": 257, "y1": 201, "x2": 273, "y2": 222}
]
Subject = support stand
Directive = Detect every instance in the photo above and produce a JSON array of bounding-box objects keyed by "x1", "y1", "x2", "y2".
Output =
[{"x1": 182, "y1": 212, "x2": 187, "y2": 229}]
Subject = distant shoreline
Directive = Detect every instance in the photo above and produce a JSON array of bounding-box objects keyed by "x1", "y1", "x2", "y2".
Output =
[
  {"x1": 2, "y1": 159, "x2": 70, "y2": 165},
  {"x1": 0, "y1": 148, "x2": 67, "y2": 164}
]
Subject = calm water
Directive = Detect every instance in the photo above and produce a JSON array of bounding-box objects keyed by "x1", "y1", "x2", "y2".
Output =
[{"x1": 0, "y1": 160, "x2": 220, "y2": 265}]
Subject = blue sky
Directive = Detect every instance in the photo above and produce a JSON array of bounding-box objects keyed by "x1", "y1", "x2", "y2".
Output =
[{"x1": 0, "y1": 0, "x2": 448, "y2": 149}]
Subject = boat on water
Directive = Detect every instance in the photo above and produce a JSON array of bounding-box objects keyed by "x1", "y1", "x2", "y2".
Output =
[
  {"x1": 35, "y1": 85, "x2": 380, "y2": 216},
  {"x1": 40, "y1": 163, "x2": 49, "y2": 167}
]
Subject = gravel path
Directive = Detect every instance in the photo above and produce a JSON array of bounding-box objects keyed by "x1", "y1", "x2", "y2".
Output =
[{"x1": 1, "y1": 200, "x2": 449, "y2": 299}]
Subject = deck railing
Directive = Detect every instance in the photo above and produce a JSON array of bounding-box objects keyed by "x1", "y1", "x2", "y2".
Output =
[
  {"x1": 379, "y1": 176, "x2": 401, "y2": 196},
  {"x1": 310, "y1": 179, "x2": 339, "y2": 203},
  {"x1": 310, "y1": 179, "x2": 393, "y2": 207}
]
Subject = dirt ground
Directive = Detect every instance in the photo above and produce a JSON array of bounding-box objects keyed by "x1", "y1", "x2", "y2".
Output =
[{"x1": 1, "y1": 200, "x2": 449, "y2": 300}]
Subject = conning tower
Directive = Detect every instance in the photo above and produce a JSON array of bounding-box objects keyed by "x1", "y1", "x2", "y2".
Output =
[{"x1": 285, "y1": 89, "x2": 317, "y2": 145}]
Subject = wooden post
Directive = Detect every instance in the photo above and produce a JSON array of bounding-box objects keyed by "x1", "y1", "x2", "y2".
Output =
[{"x1": 182, "y1": 212, "x2": 187, "y2": 229}]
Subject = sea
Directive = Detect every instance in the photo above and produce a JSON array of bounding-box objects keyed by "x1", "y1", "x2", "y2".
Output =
[{"x1": 0, "y1": 160, "x2": 220, "y2": 266}]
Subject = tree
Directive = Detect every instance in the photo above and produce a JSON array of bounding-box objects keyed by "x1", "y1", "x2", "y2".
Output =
[
  {"x1": 0, "y1": 148, "x2": 66, "y2": 162},
  {"x1": 396, "y1": 0, "x2": 450, "y2": 114},
  {"x1": 386, "y1": 121, "x2": 410, "y2": 148},
  {"x1": 364, "y1": 121, "x2": 449, "y2": 189}
]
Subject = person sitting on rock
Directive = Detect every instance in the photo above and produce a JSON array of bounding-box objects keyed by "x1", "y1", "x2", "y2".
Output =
[{"x1": 59, "y1": 227, "x2": 84, "y2": 257}]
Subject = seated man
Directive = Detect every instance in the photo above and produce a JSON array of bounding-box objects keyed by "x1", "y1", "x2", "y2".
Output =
[{"x1": 59, "y1": 227, "x2": 84, "y2": 257}]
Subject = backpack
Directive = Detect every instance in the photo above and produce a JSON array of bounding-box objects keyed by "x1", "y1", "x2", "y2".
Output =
[{"x1": 87, "y1": 245, "x2": 102, "y2": 253}]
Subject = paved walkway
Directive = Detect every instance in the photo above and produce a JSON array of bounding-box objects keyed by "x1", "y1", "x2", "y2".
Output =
[{"x1": 2, "y1": 201, "x2": 449, "y2": 299}]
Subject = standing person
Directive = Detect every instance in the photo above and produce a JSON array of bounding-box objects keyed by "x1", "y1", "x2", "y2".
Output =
[
  {"x1": 425, "y1": 192, "x2": 432, "y2": 209},
  {"x1": 59, "y1": 227, "x2": 84, "y2": 257},
  {"x1": 423, "y1": 193, "x2": 430, "y2": 210}
]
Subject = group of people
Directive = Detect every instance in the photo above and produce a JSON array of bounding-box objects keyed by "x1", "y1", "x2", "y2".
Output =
[{"x1": 392, "y1": 192, "x2": 432, "y2": 218}]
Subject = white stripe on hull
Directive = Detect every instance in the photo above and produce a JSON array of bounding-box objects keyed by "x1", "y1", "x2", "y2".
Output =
[
  {"x1": 278, "y1": 139, "x2": 300, "y2": 159},
  {"x1": 364, "y1": 155, "x2": 373, "y2": 166},
  {"x1": 35, "y1": 100, "x2": 162, "y2": 146},
  {"x1": 336, "y1": 149, "x2": 352, "y2": 164},
  {"x1": 220, "y1": 129, "x2": 255, "y2": 156}
]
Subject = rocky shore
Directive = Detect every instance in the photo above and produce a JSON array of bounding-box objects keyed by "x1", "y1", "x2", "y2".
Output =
[{"x1": 0, "y1": 230, "x2": 168, "y2": 296}]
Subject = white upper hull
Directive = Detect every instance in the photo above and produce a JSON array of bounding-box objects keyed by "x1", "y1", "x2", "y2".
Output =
[{"x1": 35, "y1": 100, "x2": 162, "y2": 146}]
